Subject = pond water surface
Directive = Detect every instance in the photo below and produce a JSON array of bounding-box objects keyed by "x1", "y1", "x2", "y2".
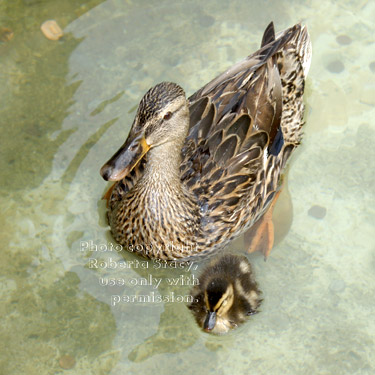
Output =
[{"x1": 0, "y1": 0, "x2": 374, "y2": 374}]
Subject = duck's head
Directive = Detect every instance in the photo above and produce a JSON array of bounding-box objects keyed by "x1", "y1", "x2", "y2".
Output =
[
  {"x1": 100, "y1": 82, "x2": 189, "y2": 181},
  {"x1": 203, "y1": 278, "x2": 235, "y2": 333}
]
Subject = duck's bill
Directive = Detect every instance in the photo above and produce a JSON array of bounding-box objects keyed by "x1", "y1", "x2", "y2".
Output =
[
  {"x1": 100, "y1": 133, "x2": 150, "y2": 181},
  {"x1": 203, "y1": 311, "x2": 217, "y2": 332}
]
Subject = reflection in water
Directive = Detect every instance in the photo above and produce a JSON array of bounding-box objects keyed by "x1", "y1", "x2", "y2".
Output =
[{"x1": 1, "y1": 0, "x2": 374, "y2": 374}]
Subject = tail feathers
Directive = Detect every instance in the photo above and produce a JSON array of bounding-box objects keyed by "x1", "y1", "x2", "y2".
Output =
[
  {"x1": 298, "y1": 25, "x2": 312, "y2": 77},
  {"x1": 261, "y1": 22, "x2": 276, "y2": 47},
  {"x1": 277, "y1": 24, "x2": 311, "y2": 145}
]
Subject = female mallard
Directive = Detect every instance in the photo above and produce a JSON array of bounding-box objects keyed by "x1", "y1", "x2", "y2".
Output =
[
  {"x1": 188, "y1": 254, "x2": 261, "y2": 334},
  {"x1": 100, "y1": 22, "x2": 312, "y2": 260}
]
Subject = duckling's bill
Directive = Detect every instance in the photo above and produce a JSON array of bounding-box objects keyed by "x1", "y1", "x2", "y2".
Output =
[
  {"x1": 100, "y1": 132, "x2": 150, "y2": 181},
  {"x1": 203, "y1": 311, "x2": 217, "y2": 332}
]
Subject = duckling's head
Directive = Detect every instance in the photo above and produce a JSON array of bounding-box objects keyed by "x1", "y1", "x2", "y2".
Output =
[
  {"x1": 100, "y1": 82, "x2": 189, "y2": 181},
  {"x1": 203, "y1": 278, "x2": 235, "y2": 333},
  {"x1": 189, "y1": 254, "x2": 262, "y2": 334}
]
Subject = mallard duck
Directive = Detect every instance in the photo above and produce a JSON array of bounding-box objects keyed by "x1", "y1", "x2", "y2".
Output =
[
  {"x1": 188, "y1": 254, "x2": 261, "y2": 334},
  {"x1": 100, "y1": 22, "x2": 312, "y2": 260}
]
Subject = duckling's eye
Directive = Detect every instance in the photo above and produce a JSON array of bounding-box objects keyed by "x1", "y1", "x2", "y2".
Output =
[{"x1": 163, "y1": 112, "x2": 172, "y2": 120}]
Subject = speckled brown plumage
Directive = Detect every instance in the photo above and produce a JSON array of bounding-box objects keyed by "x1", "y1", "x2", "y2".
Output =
[{"x1": 100, "y1": 22, "x2": 312, "y2": 260}]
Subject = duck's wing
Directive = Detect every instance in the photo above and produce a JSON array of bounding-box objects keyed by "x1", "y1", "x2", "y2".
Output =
[{"x1": 180, "y1": 23, "x2": 302, "y2": 215}]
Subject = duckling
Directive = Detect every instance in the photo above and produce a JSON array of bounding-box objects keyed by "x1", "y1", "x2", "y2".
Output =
[{"x1": 189, "y1": 254, "x2": 261, "y2": 334}]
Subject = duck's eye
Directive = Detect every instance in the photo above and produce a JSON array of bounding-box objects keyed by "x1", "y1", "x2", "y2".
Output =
[{"x1": 163, "y1": 111, "x2": 172, "y2": 120}]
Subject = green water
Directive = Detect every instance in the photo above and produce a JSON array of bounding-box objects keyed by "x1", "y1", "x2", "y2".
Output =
[{"x1": 0, "y1": 0, "x2": 374, "y2": 374}]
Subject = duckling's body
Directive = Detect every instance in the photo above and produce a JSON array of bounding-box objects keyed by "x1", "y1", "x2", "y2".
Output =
[
  {"x1": 100, "y1": 22, "x2": 312, "y2": 260},
  {"x1": 189, "y1": 254, "x2": 261, "y2": 334}
]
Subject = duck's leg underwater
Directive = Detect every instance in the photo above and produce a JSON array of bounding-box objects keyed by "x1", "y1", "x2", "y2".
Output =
[
  {"x1": 244, "y1": 179, "x2": 293, "y2": 259},
  {"x1": 102, "y1": 183, "x2": 116, "y2": 207},
  {"x1": 244, "y1": 190, "x2": 280, "y2": 259}
]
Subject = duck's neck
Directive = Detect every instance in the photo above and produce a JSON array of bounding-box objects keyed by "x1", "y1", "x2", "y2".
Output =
[
  {"x1": 143, "y1": 139, "x2": 184, "y2": 185},
  {"x1": 138, "y1": 137, "x2": 200, "y2": 235}
]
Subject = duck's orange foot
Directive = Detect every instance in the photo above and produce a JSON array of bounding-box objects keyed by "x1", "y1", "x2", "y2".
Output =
[
  {"x1": 102, "y1": 183, "x2": 116, "y2": 207},
  {"x1": 244, "y1": 208, "x2": 275, "y2": 260},
  {"x1": 244, "y1": 187, "x2": 284, "y2": 259}
]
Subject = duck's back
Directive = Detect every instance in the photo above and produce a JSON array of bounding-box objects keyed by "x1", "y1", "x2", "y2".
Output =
[{"x1": 179, "y1": 22, "x2": 311, "y2": 249}]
